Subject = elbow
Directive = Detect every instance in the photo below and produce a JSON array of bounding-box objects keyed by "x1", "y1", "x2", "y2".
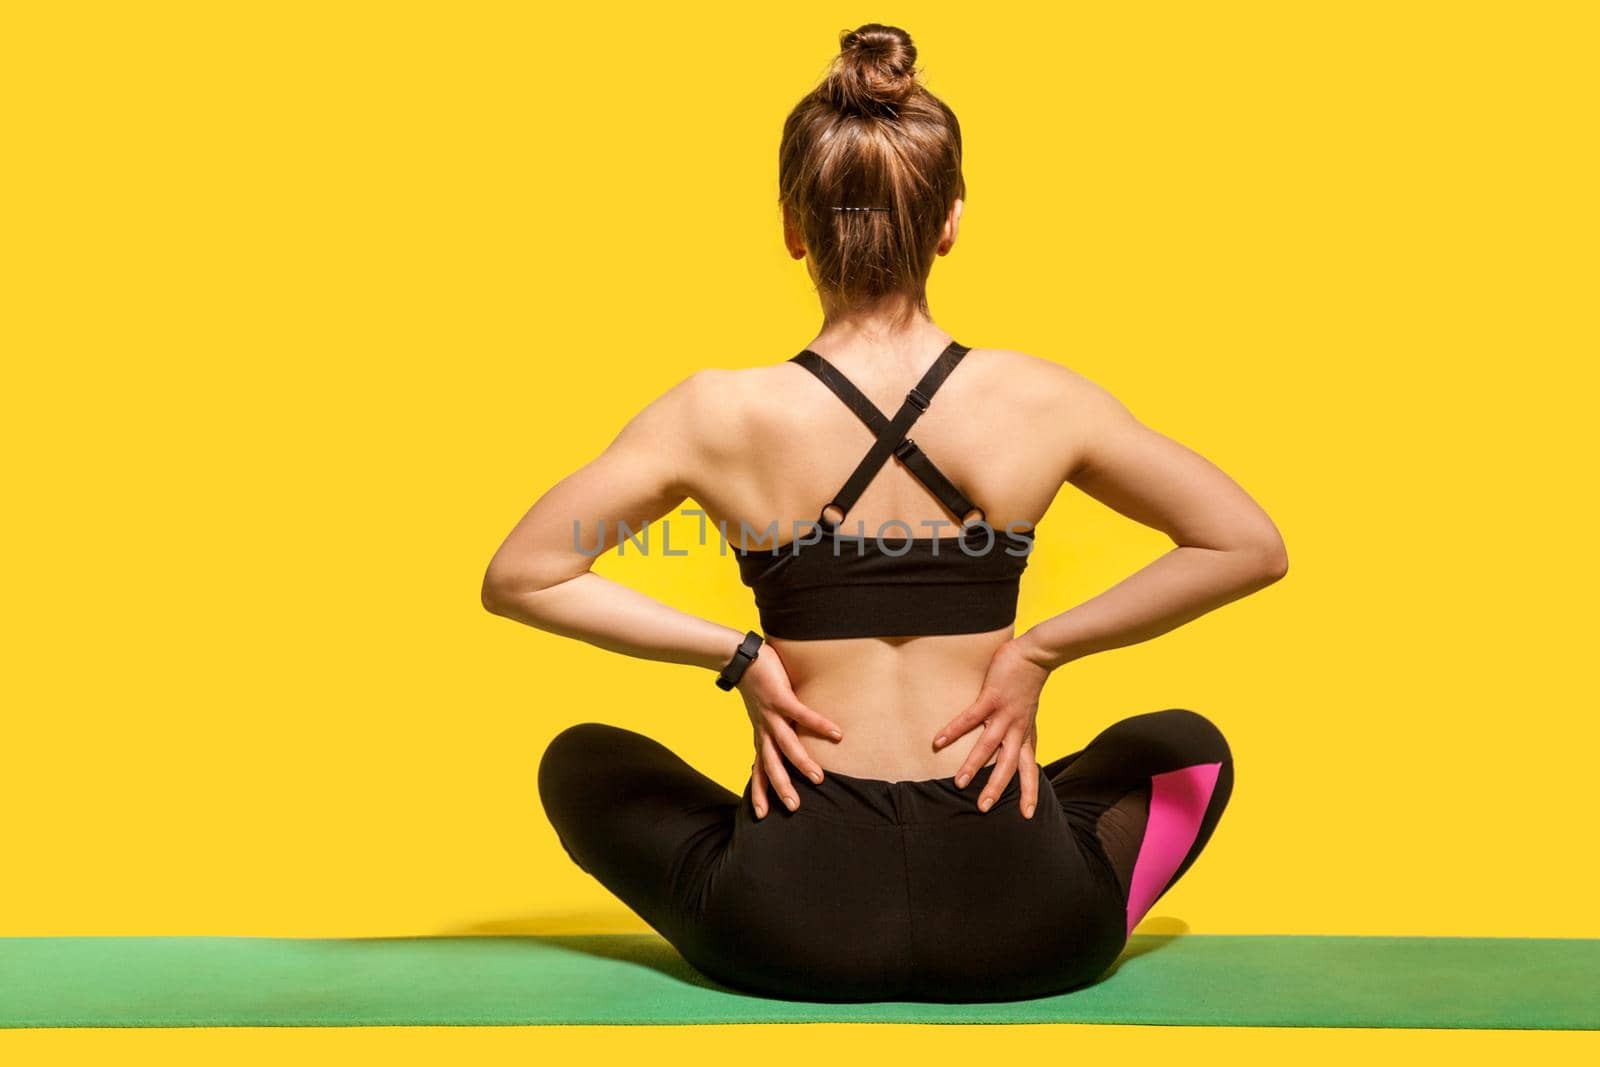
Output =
[
  {"x1": 1248, "y1": 533, "x2": 1290, "y2": 585},
  {"x1": 480, "y1": 559, "x2": 534, "y2": 619},
  {"x1": 481, "y1": 553, "x2": 578, "y2": 619},
  {"x1": 479, "y1": 566, "x2": 514, "y2": 618}
]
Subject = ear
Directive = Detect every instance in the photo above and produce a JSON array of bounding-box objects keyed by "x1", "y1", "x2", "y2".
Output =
[
  {"x1": 781, "y1": 204, "x2": 807, "y2": 260},
  {"x1": 936, "y1": 198, "x2": 963, "y2": 256}
]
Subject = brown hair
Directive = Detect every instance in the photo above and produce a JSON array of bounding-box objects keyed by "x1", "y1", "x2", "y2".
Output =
[{"x1": 778, "y1": 24, "x2": 966, "y2": 312}]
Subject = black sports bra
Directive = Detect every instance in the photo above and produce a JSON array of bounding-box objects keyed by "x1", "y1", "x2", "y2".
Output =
[{"x1": 732, "y1": 340, "x2": 1035, "y2": 640}]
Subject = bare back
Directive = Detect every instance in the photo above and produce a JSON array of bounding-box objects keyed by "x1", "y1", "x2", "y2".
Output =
[
  {"x1": 685, "y1": 341, "x2": 1082, "y2": 780},
  {"x1": 485, "y1": 327, "x2": 1283, "y2": 788}
]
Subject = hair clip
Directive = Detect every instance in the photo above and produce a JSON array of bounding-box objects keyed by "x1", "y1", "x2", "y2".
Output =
[{"x1": 830, "y1": 205, "x2": 894, "y2": 213}]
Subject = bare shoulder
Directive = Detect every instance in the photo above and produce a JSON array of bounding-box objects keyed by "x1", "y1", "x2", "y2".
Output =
[
  {"x1": 616, "y1": 362, "x2": 801, "y2": 464},
  {"x1": 960, "y1": 343, "x2": 1113, "y2": 403},
  {"x1": 965, "y1": 345, "x2": 1132, "y2": 422},
  {"x1": 621, "y1": 365, "x2": 752, "y2": 424},
  {"x1": 962, "y1": 346, "x2": 1140, "y2": 482},
  {"x1": 681, "y1": 362, "x2": 795, "y2": 430}
]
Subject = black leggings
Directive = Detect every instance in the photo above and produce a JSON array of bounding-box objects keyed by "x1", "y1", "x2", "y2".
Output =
[{"x1": 537, "y1": 707, "x2": 1234, "y2": 1003}]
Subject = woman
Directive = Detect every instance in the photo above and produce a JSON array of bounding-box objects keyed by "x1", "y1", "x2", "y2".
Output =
[{"x1": 482, "y1": 23, "x2": 1287, "y2": 1003}]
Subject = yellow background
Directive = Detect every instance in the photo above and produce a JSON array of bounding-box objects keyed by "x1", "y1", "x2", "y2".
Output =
[{"x1": 3, "y1": 0, "x2": 1597, "y2": 1059}]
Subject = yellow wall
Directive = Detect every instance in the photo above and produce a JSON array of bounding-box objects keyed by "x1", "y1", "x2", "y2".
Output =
[{"x1": 3, "y1": 0, "x2": 1596, "y2": 946}]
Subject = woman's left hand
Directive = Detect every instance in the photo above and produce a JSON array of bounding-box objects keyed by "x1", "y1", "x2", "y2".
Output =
[
  {"x1": 931, "y1": 637, "x2": 1052, "y2": 818},
  {"x1": 737, "y1": 642, "x2": 844, "y2": 819}
]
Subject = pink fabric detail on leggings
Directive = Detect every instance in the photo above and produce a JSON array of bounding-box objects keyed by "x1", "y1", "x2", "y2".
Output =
[{"x1": 1125, "y1": 762, "x2": 1222, "y2": 936}]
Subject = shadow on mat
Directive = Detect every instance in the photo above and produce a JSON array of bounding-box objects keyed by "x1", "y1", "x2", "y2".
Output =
[
  {"x1": 436, "y1": 913, "x2": 740, "y2": 992},
  {"x1": 444, "y1": 911, "x2": 652, "y2": 937},
  {"x1": 330, "y1": 928, "x2": 736, "y2": 993},
  {"x1": 1099, "y1": 916, "x2": 1189, "y2": 981}
]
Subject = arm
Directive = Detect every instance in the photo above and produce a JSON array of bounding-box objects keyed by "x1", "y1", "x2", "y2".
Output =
[
  {"x1": 1013, "y1": 377, "x2": 1289, "y2": 671},
  {"x1": 934, "y1": 371, "x2": 1288, "y2": 816},
  {"x1": 481, "y1": 371, "x2": 841, "y2": 815},
  {"x1": 479, "y1": 372, "x2": 747, "y2": 670}
]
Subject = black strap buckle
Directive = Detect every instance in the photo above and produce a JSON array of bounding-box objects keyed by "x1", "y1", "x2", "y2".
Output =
[
  {"x1": 906, "y1": 387, "x2": 931, "y2": 412},
  {"x1": 893, "y1": 436, "x2": 918, "y2": 459}
]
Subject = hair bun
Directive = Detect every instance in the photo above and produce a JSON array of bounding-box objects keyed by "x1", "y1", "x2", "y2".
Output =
[{"x1": 826, "y1": 23, "x2": 919, "y2": 116}]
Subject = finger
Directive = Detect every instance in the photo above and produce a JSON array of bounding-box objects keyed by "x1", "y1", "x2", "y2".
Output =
[
  {"x1": 760, "y1": 732, "x2": 800, "y2": 811},
  {"x1": 933, "y1": 693, "x2": 996, "y2": 751},
  {"x1": 767, "y1": 713, "x2": 825, "y2": 785},
  {"x1": 1018, "y1": 736, "x2": 1040, "y2": 819},
  {"x1": 978, "y1": 730, "x2": 1022, "y2": 813},
  {"x1": 784, "y1": 700, "x2": 845, "y2": 743},
  {"x1": 953, "y1": 718, "x2": 1003, "y2": 789},
  {"x1": 750, "y1": 754, "x2": 770, "y2": 820}
]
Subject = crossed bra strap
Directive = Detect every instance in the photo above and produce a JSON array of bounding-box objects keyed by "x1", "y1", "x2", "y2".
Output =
[{"x1": 790, "y1": 340, "x2": 982, "y2": 532}]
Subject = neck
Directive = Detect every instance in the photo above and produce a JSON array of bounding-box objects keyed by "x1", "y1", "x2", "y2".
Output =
[{"x1": 812, "y1": 291, "x2": 944, "y2": 360}]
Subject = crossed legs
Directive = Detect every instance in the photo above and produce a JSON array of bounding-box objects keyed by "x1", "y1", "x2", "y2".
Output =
[{"x1": 538, "y1": 706, "x2": 1235, "y2": 947}]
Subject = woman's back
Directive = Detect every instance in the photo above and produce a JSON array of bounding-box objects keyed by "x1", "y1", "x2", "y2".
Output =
[{"x1": 686, "y1": 333, "x2": 1081, "y2": 780}]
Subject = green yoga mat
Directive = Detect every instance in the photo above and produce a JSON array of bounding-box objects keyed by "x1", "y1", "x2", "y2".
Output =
[{"x1": 1, "y1": 934, "x2": 1595, "y2": 1029}]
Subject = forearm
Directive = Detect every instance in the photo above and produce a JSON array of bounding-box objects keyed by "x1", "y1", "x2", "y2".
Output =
[
  {"x1": 1015, "y1": 543, "x2": 1286, "y2": 671},
  {"x1": 483, "y1": 569, "x2": 747, "y2": 673}
]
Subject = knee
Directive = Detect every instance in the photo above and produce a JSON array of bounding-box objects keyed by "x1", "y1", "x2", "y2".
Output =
[
  {"x1": 1147, "y1": 707, "x2": 1233, "y2": 765},
  {"x1": 537, "y1": 722, "x2": 624, "y2": 809}
]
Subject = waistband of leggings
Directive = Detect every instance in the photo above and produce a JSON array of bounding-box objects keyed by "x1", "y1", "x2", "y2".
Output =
[{"x1": 771, "y1": 750, "x2": 1023, "y2": 826}]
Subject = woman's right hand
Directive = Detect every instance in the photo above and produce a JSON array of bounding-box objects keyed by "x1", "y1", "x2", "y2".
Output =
[
  {"x1": 931, "y1": 636, "x2": 1053, "y2": 818},
  {"x1": 737, "y1": 643, "x2": 844, "y2": 819}
]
